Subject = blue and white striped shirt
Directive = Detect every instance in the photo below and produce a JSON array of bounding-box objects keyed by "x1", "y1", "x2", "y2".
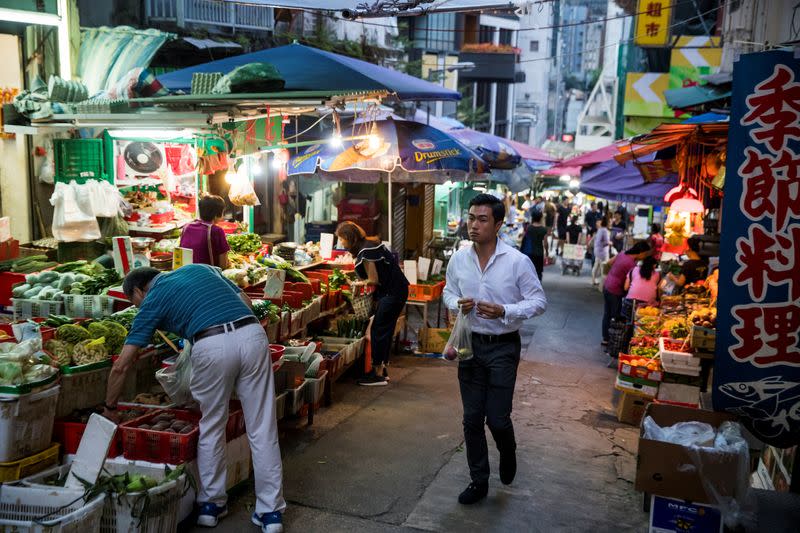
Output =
[{"x1": 125, "y1": 264, "x2": 252, "y2": 346}]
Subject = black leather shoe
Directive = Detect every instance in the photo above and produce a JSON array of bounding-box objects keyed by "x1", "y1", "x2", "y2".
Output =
[
  {"x1": 499, "y1": 450, "x2": 517, "y2": 485},
  {"x1": 458, "y1": 482, "x2": 488, "y2": 505}
]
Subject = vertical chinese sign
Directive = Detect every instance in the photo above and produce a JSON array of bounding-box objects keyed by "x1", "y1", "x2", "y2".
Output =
[
  {"x1": 634, "y1": 0, "x2": 672, "y2": 47},
  {"x1": 713, "y1": 50, "x2": 800, "y2": 447}
]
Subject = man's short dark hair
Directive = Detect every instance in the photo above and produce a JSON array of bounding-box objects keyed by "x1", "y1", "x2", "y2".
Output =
[
  {"x1": 123, "y1": 267, "x2": 161, "y2": 298},
  {"x1": 199, "y1": 195, "x2": 225, "y2": 222},
  {"x1": 468, "y1": 193, "x2": 505, "y2": 223},
  {"x1": 687, "y1": 235, "x2": 701, "y2": 253},
  {"x1": 531, "y1": 210, "x2": 543, "y2": 223}
]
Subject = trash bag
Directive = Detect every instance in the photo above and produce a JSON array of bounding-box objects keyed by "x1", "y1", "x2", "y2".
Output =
[
  {"x1": 155, "y1": 341, "x2": 193, "y2": 404},
  {"x1": 229, "y1": 179, "x2": 261, "y2": 206},
  {"x1": 442, "y1": 312, "x2": 473, "y2": 361},
  {"x1": 211, "y1": 62, "x2": 285, "y2": 94}
]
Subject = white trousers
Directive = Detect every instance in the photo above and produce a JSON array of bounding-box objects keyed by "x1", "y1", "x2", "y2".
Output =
[{"x1": 190, "y1": 322, "x2": 286, "y2": 514}]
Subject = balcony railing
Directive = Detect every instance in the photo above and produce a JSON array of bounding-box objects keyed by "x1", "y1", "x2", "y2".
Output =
[{"x1": 146, "y1": 0, "x2": 274, "y2": 31}]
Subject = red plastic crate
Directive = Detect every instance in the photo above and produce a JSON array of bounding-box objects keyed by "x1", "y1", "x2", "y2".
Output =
[
  {"x1": 282, "y1": 291, "x2": 304, "y2": 309},
  {"x1": 337, "y1": 196, "x2": 379, "y2": 218},
  {"x1": 53, "y1": 406, "x2": 152, "y2": 457},
  {"x1": 285, "y1": 282, "x2": 313, "y2": 301},
  {"x1": 618, "y1": 353, "x2": 663, "y2": 382},
  {"x1": 0, "y1": 272, "x2": 26, "y2": 307},
  {"x1": 119, "y1": 408, "x2": 200, "y2": 464},
  {"x1": 408, "y1": 282, "x2": 444, "y2": 302}
]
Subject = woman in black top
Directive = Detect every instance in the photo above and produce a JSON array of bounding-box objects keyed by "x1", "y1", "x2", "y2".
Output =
[{"x1": 336, "y1": 221, "x2": 408, "y2": 386}]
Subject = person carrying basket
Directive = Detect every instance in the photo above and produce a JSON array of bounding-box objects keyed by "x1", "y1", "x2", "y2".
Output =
[{"x1": 336, "y1": 221, "x2": 408, "y2": 386}]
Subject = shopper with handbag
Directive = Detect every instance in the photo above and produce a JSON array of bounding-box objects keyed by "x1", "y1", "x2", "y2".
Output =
[
  {"x1": 179, "y1": 195, "x2": 231, "y2": 268},
  {"x1": 336, "y1": 221, "x2": 408, "y2": 386}
]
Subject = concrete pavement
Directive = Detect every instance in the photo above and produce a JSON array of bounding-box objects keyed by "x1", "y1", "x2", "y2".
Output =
[{"x1": 190, "y1": 260, "x2": 649, "y2": 532}]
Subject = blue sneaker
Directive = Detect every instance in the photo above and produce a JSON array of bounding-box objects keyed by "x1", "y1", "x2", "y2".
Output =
[
  {"x1": 252, "y1": 511, "x2": 284, "y2": 533},
  {"x1": 196, "y1": 503, "x2": 228, "y2": 527}
]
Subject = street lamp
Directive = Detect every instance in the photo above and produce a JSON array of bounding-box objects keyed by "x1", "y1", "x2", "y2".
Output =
[{"x1": 425, "y1": 62, "x2": 475, "y2": 125}]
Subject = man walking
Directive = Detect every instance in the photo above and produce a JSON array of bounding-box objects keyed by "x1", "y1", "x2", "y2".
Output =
[
  {"x1": 104, "y1": 265, "x2": 285, "y2": 532},
  {"x1": 443, "y1": 194, "x2": 547, "y2": 505},
  {"x1": 584, "y1": 201, "x2": 599, "y2": 237}
]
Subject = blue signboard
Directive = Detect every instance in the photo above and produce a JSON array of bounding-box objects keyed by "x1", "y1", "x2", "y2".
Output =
[{"x1": 713, "y1": 50, "x2": 800, "y2": 447}]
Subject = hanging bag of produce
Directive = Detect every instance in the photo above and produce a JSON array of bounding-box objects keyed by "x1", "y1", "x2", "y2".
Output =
[
  {"x1": 155, "y1": 341, "x2": 193, "y2": 405},
  {"x1": 229, "y1": 179, "x2": 261, "y2": 207},
  {"x1": 442, "y1": 312, "x2": 474, "y2": 362},
  {"x1": 50, "y1": 181, "x2": 101, "y2": 242}
]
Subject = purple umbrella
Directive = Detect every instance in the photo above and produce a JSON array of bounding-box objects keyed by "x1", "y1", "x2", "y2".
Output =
[{"x1": 579, "y1": 153, "x2": 678, "y2": 205}]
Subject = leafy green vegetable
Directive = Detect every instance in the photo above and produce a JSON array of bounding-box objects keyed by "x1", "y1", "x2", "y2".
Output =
[
  {"x1": 56, "y1": 324, "x2": 91, "y2": 344},
  {"x1": 227, "y1": 233, "x2": 263, "y2": 254}
]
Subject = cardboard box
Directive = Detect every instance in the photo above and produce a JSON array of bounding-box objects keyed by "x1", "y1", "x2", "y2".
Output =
[
  {"x1": 422, "y1": 327, "x2": 450, "y2": 354},
  {"x1": 635, "y1": 403, "x2": 741, "y2": 504},
  {"x1": 649, "y1": 495, "x2": 722, "y2": 533},
  {"x1": 615, "y1": 373, "x2": 659, "y2": 398},
  {"x1": 617, "y1": 392, "x2": 651, "y2": 426}
]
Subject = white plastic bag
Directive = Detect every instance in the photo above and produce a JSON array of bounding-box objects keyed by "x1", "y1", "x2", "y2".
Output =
[
  {"x1": 50, "y1": 181, "x2": 101, "y2": 242},
  {"x1": 442, "y1": 312, "x2": 473, "y2": 361},
  {"x1": 87, "y1": 180, "x2": 122, "y2": 217},
  {"x1": 155, "y1": 341, "x2": 193, "y2": 404},
  {"x1": 229, "y1": 179, "x2": 260, "y2": 206}
]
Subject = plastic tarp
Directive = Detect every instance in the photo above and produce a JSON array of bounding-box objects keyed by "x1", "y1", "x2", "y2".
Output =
[
  {"x1": 157, "y1": 43, "x2": 460, "y2": 101},
  {"x1": 78, "y1": 26, "x2": 172, "y2": 96},
  {"x1": 579, "y1": 153, "x2": 677, "y2": 206},
  {"x1": 541, "y1": 143, "x2": 625, "y2": 176}
]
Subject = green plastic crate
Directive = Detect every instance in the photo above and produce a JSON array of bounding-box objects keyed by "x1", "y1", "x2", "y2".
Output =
[{"x1": 54, "y1": 138, "x2": 109, "y2": 184}]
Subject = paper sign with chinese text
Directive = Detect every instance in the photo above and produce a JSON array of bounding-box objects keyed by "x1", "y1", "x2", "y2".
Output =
[
  {"x1": 172, "y1": 247, "x2": 193, "y2": 270},
  {"x1": 713, "y1": 50, "x2": 800, "y2": 447},
  {"x1": 634, "y1": 0, "x2": 672, "y2": 47}
]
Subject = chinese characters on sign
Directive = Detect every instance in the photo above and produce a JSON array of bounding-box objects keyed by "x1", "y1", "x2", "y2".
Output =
[
  {"x1": 714, "y1": 51, "x2": 800, "y2": 447},
  {"x1": 634, "y1": 0, "x2": 672, "y2": 47}
]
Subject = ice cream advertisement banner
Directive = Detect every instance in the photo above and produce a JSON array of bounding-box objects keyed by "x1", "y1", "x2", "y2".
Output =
[{"x1": 713, "y1": 50, "x2": 800, "y2": 447}]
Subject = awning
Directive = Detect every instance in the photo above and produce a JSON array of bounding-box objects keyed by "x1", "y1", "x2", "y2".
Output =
[
  {"x1": 615, "y1": 122, "x2": 728, "y2": 164},
  {"x1": 78, "y1": 26, "x2": 173, "y2": 96},
  {"x1": 541, "y1": 143, "x2": 626, "y2": 176},
  {"x1": 157, "y1": 43, "x2": 460, "y2": 101},
  {"x1": 664, "y1": 84, "x2": 731, "y2": 109},
  {"x1": 580, "y1": 154, "x2": 678, "y2": 206}
]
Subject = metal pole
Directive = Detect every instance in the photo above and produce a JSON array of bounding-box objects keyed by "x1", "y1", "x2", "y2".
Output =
[{"x1": 388, "y1": 173, "x2": 393, "y2": 248}]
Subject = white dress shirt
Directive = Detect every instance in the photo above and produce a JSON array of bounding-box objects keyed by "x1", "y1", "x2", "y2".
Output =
[{"x1": 443, "y1": 238, "x2": 547, "y2": 335}]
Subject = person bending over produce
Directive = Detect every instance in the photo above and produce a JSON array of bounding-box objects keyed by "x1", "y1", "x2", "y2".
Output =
[
  {"x1": 443, "y1": 194, "x2": 547, "y2": 505},
  {"x1": 179, "y1": 195, "x2": 231, "y2": 268},
  {"x1": 103, "y1": 264, "x2": 285, "y2": 533},
  {"x1": 335, "y1": 221, "x2": 408, "y2": 386}
]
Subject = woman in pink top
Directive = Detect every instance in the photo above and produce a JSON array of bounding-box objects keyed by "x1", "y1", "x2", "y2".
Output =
[
  {"x1": 601, "y1": 241, "x2": 651, "y2": 345},
  {"x1": 624, "y1": 256, "x2": 660, "y2": 305},
  {"x1": 178, "y1": 195, "x2": 231, "y2": 268}
]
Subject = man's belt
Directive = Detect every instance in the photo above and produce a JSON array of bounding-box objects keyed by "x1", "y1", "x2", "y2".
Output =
[
  {"x1": 193, "y1": 315, "x2": 259, "y2": 343},
  {"x1": 471, "y1": 331, "x2": 520, "y2": 344}
]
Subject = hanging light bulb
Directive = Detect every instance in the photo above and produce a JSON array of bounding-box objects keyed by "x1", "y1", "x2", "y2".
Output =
[
  {"x1": 367, "y1": 134, "x2": 382, "y2": 152},
  {"x1": 329, "y1": 133, "x2": 343, "y2": 148},
  {"x1": 569, "y1": 178, "x2": 580, "y2": 189},
  {"x1": 559, "y1": 174, "x2": 571, "y2": 182},
  {"x1": 272, "y1": 149, "x2": 289, "y2": 170}
]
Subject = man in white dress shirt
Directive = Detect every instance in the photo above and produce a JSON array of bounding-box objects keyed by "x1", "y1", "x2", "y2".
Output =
[{"x1": 443, "y1": 193, "x2": 547, "y2": 505}]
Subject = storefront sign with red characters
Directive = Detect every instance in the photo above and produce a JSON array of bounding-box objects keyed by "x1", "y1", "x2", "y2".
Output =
[{"x1": 714, "y1": 50, "x2": 800, "y2": 447}]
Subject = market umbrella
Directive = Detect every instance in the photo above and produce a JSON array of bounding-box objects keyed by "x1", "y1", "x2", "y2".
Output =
[
  {"x1": 448, "y1": 128, "x2": 522, "y2": 170},
  {"x1": 157, "y1": 43, "x2": 459, "y2": 101},
  {"x1": 287, "y1": 117, "x2": 489, "y2": 184},
  {"x1": 541, "y1": 142, "x2": 627, "y2": 177},
  {"x1": 579, "y1": 153, "x2": 678, "y2": 206}
]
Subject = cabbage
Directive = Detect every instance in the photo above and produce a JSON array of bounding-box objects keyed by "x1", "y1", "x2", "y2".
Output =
[{"x1": 0, "y1": 361, "x2": 23, "y2": 385}]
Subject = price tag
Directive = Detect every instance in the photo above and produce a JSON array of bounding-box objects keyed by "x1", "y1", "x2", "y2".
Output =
[
  {"x1": 112, "y1": 236, "x2": 134, "y2": 276},
  {"x1": 417, "y1": 257, "x2": 431, "y2": 281},
  {"x1": 432, "y1": 259, "x2": 443, "y2": 275},
  {"x1": 172, "y1": 247, "x2": 193, "y2": 270},
  {"x1": 263, "y1": 268, "x2": 286, "y2": 299},
  {"x1": 320, "y1": 233, "x2": 335, "y2": 260},
  {"x1": 403, "y1": 260, "x2": 418, "y2": 285}
]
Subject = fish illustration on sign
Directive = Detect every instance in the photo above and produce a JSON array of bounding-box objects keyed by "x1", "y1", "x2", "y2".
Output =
[{"x1": 719, "y1": 377, "x2": 800, "y2": 437}]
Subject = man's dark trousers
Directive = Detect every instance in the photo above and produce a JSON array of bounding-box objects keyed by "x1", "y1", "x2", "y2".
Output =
[{"x1": 458, "y1": 332, "x2": 521, "y2": 483}]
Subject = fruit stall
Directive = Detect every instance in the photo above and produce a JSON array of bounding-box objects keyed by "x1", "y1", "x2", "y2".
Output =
[{"x1": 613, "y1": 278, "x2": 718, "y2": 427}]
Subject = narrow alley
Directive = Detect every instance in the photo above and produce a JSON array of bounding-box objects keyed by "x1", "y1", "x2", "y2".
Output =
[{"x1": 211, "y1": 263, "x2": 649, "y2": 532}]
